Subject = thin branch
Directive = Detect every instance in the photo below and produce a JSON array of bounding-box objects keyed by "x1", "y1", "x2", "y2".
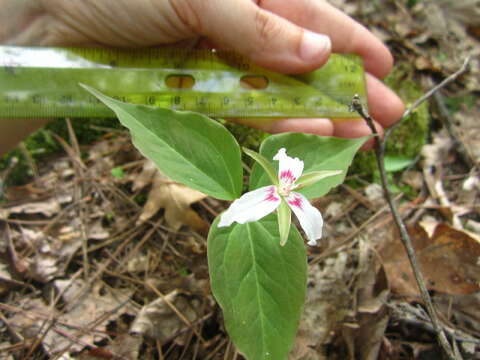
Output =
[
  {"x1": 403, "y1": 57, "x2": 470, "y2": 120},
  {"x1": 384, "y1": 56, "x2": 471, "y2": 144},
  {"x1": 388, "y1": 303, "x2": 480, "y2": 345},
  {"x1": 351, "y1": 90, "x2": 461, "y2": 359}
]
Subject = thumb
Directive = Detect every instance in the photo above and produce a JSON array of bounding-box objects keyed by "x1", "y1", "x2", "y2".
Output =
[{"x1": 183, "y1": 0, "x2": 331, "y2": 73}]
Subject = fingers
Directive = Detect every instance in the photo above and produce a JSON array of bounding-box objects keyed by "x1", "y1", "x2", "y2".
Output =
[
  {"x1": 256, "y1": 0, "x2": 394, "y2": 79},
  {"x1": 230, "y1": 71, "x2": 405, "y2": 150},
  {"x1": 267, "y1": 118, "x2": 334, "y2": 136},
  {"x1": 183, "y1": 0, "x2": 331, "y2": 73},
  {"x1": 233, "y1": 116, "x2": 379, "y2": 151},
  {"x1": 364, "y1": 73, "x2": 405, "y2": 127},
  {"x1": 332, "y1": 118, "x2": 383, "y2": 150},
  {"x1": 0, "y1": 118, "x2": 51, "y2": 156}
]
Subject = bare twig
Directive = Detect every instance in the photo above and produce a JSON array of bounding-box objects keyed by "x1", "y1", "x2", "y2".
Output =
[
  {"x1": 389, "y1": 305, "x2": 480, "y2": 345},
  {"x1": 65, "y1": 118, "x2": 90, "y2": 278},
  {"x1": 402, "y1": 57, "x2": 470, "y2": 120},
  {"x1": 145, "y1": 284, "x2": 206, "y2": 344},
  {"x1": 311, "y1": 192, "x2": 403, "y2": 265},
  {"x1": 384, "y1": 56, "x2": 471, "y2": 145},
  {"x1": 350, "y1": 74, "x2": 468, "y2": 358}
]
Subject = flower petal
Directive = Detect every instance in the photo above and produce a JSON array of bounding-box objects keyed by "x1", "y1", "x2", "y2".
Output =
[
  {"x1": 286, "y1": 192, "x2": 323, "y2": 246},
  {"x1": 273, "y1": 148, "x2": 304, "y2": 186},
  {"x1": 218, "y1": 186, "x2": 281, "y2": 227}
]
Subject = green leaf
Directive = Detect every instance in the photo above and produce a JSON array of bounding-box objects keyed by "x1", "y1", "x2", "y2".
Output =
[
  {"x1": 296, "y1": 170, "x2": 342, "y2": 189},
  {"x1": 208, "y1": 214, "x2": 307, "y2": 360},
  {"x1": 81, "y1": 84, "x2": 243, "y2": 200},
  {"x1": 243, "y1": 147, "x2": 278, "y2": 185},
  {"x1": 110, "y1": 166, "x2": 125, "y2": 179},
  {"x1": 249, "y1": 133, "x2": 368, "y2": 199},
  {"x1": 384, "y1": 155, "x2": 413, "y2": 173}
]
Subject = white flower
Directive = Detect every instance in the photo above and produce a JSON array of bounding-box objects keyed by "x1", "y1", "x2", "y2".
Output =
[{"x1": 218, "y1": 148, "x2": 341, "y2": 246}]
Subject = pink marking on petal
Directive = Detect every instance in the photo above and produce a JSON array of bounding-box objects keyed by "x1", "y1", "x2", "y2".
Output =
[
  {"x1": 264, "y1": 186, "x2": 280, "y2": 202},
  {"x1": 280, "y1": 170, "x2": 296, "y2": 184},
  {"x1": 288, "y1": 195, "x2": 303, "y2": 210}
]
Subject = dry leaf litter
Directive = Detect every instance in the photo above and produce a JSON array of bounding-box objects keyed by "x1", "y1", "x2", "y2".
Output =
[{"x1": 0, "y1": 0, "x2": 479, "y2": 358}]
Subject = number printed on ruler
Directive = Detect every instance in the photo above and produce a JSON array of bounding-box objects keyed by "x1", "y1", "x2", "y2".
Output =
[{"x1": 0, "y1": 46, "x2": 368, "y2": 119}]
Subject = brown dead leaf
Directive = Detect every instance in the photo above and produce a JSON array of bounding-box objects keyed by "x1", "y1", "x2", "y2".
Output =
[
  {"x1": 9, "y1": 224, "x2": 84, "y2": 282},
  {"x1": 290, "y1": 328, "x2": 323, "y2": 360},
  {"x1": 364, "y1": 183, "x2": 386, "y2": 208},
  {"x1": 86, "y1": 219, "x2": 110, "y2": 240},
  {"x1": 79, "y1": 333, "x2": 142, "y2": 360},
  {"x1": 293, "y1": 239, "x2": 389, "y2": 360},
  {"x1": 466, "y1": 219, "x2": 480, "y2": 235},
  {"x1": 422, "y1": 131, "x2": 467, "y2": 228},
  {"x1": 415, "y1": 56, "x2": 434, "y2": 71},
  {"x1": 4, "y1": 198, "x2": 62, "y2": 217},
  {"x1": 0, "y1": 262, "x2": 15, "y2": 294},
  {"x1": 435, "y1": 292, "x2": 480, "y2": 335},
  {"x1": 130, "y1": 290, "x2": 200, "y2": 344},
  {"x1": 86, "y1": 137, "x2": 122, "y2": 176},
  {"x1": 442, "y1": 0, "x2": 480, "y2": 27},
  {"x1": 379, "y1": 223, "x2": 480, "y2": 296},
  {"x1": 453, "y1": 97, "x2": 480, "y2": 164},
  {"x1": 295, "y1": 253, "x2": 352, "y2": 355},
  {"x1": 415, "y1": 1, "x2": 480, "y2": 89},
  {"x1": 339, "y1": 240, "x2": 389, "y2": 360},
  {"x1": 9, "y1": 227, "x2": 62, "y2": 282},
  {"x1": 10, "y1": 280, "x2": 135, "y2": 355},
  {"x1": 131, "y1": 159, "x2": 158, "y2": 192},
  {"x1": 136, "y1": 167, "x2": 208, "y2": 233},
  {"x1": 468, "y1": 24, "x2": 480, "y2": 38}
]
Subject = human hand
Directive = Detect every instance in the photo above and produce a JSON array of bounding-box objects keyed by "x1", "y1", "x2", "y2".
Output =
[{"x1": 1, "y1": 0, "x2": 404, "y2": 147}]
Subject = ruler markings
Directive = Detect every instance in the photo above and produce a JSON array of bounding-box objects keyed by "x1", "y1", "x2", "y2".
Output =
[{"x1": 0, "y1": 46, "x2": 368, "y2": 119}]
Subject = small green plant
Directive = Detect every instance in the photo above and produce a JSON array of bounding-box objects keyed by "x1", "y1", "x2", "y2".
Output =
[
  {"x1": 83, "y1": 84, "x2": 367, "y2": 360},
  {"x1": 110, "y1": 166, "x2": 125, "y2": 179}
]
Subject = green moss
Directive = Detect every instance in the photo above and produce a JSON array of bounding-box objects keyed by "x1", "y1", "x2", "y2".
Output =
[
  {"x1": 350, "y1": 62, "x2": 429, "y2": 179},
  {"x1": 222, "y1": 121, "x2": 269, "y2": 167},
  {"x1": 223, "y1": 122, "x2": 269, "y2": 150}
]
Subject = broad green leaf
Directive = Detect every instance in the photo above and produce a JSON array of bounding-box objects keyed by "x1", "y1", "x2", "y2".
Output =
[
  {"x1": 249, "y1": 133, "x2": 368, "y2": 199},
  {"x1": 384, "y1": 155, "x2": 413, "y2": 173},
  {"x1": 208, "y1": 214, "x2": 307, "y2": 360},
  {"x1": 81, "y1": 84, "x2": 243, "y2": 200}
]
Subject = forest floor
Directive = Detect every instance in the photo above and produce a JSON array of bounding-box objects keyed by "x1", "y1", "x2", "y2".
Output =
[{"x1": 0, "y1": 1, "x2": 479, "y2": 359}]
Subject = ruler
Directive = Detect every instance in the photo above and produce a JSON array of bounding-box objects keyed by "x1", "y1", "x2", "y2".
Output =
[{"x1": 0, "y1": 46, "x2": 367, "y2": 119}]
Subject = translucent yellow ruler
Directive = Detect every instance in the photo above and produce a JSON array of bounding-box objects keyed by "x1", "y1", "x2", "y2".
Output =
[{"x1": 0, "y1": 46, "x2": 367, "y2": 118}]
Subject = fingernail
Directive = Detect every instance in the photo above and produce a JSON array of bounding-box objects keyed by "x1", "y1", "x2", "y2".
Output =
[{"x1": 300, "y1": 30, "x2": 331, "y2": 62}]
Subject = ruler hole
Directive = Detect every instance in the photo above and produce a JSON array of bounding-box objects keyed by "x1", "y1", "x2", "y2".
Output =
[
  {"x1": 165, "y1": 74, "x2": 195, "y2": 89},
  {"x1": 240, "y1": 75, "x2": 268, "y2": 90}
]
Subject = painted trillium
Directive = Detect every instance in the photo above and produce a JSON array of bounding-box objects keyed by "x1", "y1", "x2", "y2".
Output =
[{"x1": 218, "y1": 148, "x2": 341, "y2": 246}]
